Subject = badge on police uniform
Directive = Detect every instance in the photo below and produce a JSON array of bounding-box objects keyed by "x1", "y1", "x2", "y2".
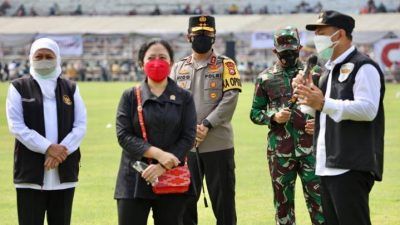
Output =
[
  {"x1": 179, "y1": 69, "x2": 190, "y2": 75},
  {"x1": 177, "y1": 80, "x2": 191, "y2": 90},
  {"x1": 176, "y1": 71, "x2": 192, "y2": 90},
  {"x1": 225, "y1": 62, "x2": 236, "y2": 75},
  {"x1": 222, "y1": 59, "x2": 242, "y2": 92},
  {"x1": 209, "y1": 92, "x2": 218, "y2": 99},
  {"x1": 210, "y1": 81, "x2": 217, "y2": 88},
  {"x1": 338, "y1": 63, "x2": 354, "y2": 82},
  {"x1": 208, "y1": 64, "x2": 220, "y2": 73}
]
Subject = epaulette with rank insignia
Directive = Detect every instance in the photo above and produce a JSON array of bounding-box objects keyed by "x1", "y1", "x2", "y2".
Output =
[
  {"x1": 179, "y1": 55, "x2": 192, "y2": 63},
  {"x1": 217, "y1": 55, "x2": 228, "y2": 60}
]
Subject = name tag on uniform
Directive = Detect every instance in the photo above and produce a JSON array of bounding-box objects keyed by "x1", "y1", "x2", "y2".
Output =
[{"x1": 176, "y1": 73, "x2": 192, "y2": 90}]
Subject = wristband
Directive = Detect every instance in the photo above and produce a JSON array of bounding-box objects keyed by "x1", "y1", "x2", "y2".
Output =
[{"x1": 202, "y1": 119, "x2": 213, "y2": 129}]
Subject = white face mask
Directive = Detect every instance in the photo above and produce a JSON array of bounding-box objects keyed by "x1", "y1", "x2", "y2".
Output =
[
  {"x1": 32, "y1": 59, "x2": 57, "y2": 78},
  {"x1": 313, "y1": 30, "x2": 339, "y2": 61}
]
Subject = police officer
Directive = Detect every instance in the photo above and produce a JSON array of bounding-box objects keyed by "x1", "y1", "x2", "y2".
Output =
[
  {"x1": 170, "y1": 15, "x2": 241, "y2": 225},
  {"x1": 295, "y1": 11, "x2": 385, "y2": 225},
  {"x1": 250, "y1": 27, "x2": 325, "y2": 225}
]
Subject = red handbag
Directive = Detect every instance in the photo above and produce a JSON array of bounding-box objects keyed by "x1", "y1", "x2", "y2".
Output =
[
  {"x1": 152, "y1": 162, "x2": 190, "y2": 194},
  {"x1": 135, "y1": 86, "x2": 190, "y2": 194}
]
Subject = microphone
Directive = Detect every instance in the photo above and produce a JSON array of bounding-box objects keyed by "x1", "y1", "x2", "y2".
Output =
[
  {"x1": 288, "y1": 55, "x2": 318, "y2": 109},
  {"x1": 302, "y1": 55, "x2": 318, "y2": 80}
]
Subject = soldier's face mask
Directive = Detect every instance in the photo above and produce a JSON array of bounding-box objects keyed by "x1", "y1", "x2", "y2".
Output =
[
  {"x1": 277, "y1": 50, "x2": 299, "y2": 68},
  {"x1": 144, "y1": 59, "x2": 170, "y2": 83},
  {"x1": 190, "y1": 34, "x2": 215, "y2": 54}
]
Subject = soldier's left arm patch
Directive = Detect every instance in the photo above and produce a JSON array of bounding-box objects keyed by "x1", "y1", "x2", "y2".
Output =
[{"x1": 222, "y1": 59, "x2": 242, "y2": 92}]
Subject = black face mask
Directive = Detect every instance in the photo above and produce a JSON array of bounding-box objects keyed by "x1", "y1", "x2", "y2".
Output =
[
  {"x1": 191, "y1": 35, "x2": 214, "y2": 54},
  {"x1": 277, "y1": 50, "x2": 299, "y2": 68}
]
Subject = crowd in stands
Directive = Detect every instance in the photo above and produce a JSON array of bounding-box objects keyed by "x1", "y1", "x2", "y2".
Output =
[
  {"x1": 2, "y1": 57, "x2": 398, "y2": 83},
  {"x1": 359, "y1": 0, "x2": 394, "y2": 13},
  {"x1": 0, "y1": 31, "x2": 398, "y2": 83},
  {"x1": 0, "y1": 1, "x2": 83, "y2": 16},
  {"x1": 1, "y1": 0, "x2": 399, "y2": 83},
  {"x1": 0, "y1": 58, "x2": 266, "y2": 83},
  {"x1": 1, "y1": 0, "x2": 400, "y2": 17},
  {"x1": 0, "y1": 59, "x2": 143, "y2": 82}
]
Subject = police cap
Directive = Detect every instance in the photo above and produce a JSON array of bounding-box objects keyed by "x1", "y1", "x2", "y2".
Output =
[{"x1": 188, "y1": 15, "x2": 216, "y2": 33}]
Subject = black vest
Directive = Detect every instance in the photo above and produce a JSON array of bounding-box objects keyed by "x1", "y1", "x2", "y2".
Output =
[
  {"x1": 12, "y1": 75, "x2": 81, "y2": 185},
  {"x1": 315, "y1": 49, "x2": 385, "y2": 181}
]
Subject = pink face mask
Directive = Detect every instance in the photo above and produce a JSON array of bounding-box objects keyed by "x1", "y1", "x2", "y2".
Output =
[{"x1": 144, "y1": 59, "x2": 170, "y2": 82}]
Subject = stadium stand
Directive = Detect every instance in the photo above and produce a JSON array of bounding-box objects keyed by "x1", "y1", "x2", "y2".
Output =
[
  {"x1": 0, "y1": 0, "x2": 399, "y2": 16},
  {"x1": 0, "y1": 1, "x2": 399, "y2": 82}
]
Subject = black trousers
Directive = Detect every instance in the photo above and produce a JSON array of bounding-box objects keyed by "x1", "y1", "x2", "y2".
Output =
[
  {"x1": 16, "y1": 188, "x2": 75, "y2": 225},
  {"x1": 183, "y1": 149, "x2": 237, "y2": 225},
  {"x1": 117, "y1": 195, "x2": 188, "y2": 225},
  {"x1": 320, "y1": 171, "x2": 375, "y2": 225}
]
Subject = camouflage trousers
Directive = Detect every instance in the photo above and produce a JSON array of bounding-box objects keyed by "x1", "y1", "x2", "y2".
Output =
[{"x1": 267, "y1": 153, "x2": 325, "y2": 225}]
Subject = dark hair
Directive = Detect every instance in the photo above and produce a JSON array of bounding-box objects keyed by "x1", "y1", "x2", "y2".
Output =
[
  {"x1": 138, "y1": 39, "x2": 174, "y2": 67},
  {"x1": 346, "y1": 32, "x2": 353, "y2": 41},
  {"x1": 334, "y1": 27, "x2": 352, "y2": 41}
]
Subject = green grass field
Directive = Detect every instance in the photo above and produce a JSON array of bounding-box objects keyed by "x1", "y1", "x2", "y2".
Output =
[{"x1": 1, "y1": 82, "x2": 399, "y2": 225}]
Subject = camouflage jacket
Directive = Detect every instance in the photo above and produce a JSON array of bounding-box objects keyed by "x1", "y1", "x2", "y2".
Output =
[{"x1": 250, "y1": 62, "x2": 314, "y2": 157}]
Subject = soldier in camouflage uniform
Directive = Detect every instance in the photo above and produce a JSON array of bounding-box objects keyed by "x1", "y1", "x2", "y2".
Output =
[{"x1": 250, "y1": 27, "x2": 325, "y2": 225}]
